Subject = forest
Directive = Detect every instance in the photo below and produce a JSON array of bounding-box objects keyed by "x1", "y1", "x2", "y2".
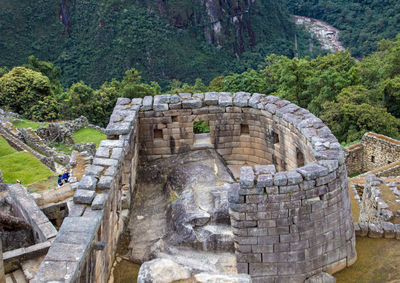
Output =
[
  {"x1": 0, "y1": 0, "x2": 318, "y2": 89},
  {"x1": 1, "y1": 34, "x2": 400, "y2": 145},
  {"x1": 286, "y1": 0, "x2": 400, "y2": 57}
]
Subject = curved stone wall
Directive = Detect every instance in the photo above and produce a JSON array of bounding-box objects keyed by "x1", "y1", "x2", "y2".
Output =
[{"x1": 135, "y1": 92, "x2": 356, "y2": 282}]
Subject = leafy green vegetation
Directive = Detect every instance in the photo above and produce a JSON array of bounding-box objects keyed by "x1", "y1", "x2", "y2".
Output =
[
  {"x1": 72, "y1": 127, "x2": 106, "y2": 147},
  {"x1": 0, "y1": 1, "x2": 318, "y2": 89},
  {"x1": 0, "y1": 136, "x2": 54, "y2": 185},
  {"x1": 286, "y1": 0, "x2": 400, "y2": 58},
  {"x1": 193, "y1": 121, "x2": 210, "y2": 134}
]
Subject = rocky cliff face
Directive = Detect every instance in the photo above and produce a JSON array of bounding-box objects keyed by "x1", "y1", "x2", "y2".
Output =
[{"x1": 146, "y1": 0, "x2": 291, "y2": 56}]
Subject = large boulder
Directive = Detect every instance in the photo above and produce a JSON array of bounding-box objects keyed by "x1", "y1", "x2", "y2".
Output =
[{"x1": 137, "y1": 258, "x2": 191, "y2": 283}]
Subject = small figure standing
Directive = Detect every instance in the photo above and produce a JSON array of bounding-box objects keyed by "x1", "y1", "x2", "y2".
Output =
[
  {"x1": 58, "y1": 175, "x2": 64, "y2": 187},
  {"x1": 62, "y1": 170, "x2": 70, "y2": 183},
  {"x1": 16, "y1": 179, "x2": 22, "y2": 184}
]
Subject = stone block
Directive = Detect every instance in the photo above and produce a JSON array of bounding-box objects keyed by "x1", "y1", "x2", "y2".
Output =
[
  {"x1": 274, "y1": 172, "x2": 288, "y2": 186},
  {"x1": 116, "y1": 97, "x2": 131, "y2": 105},
  {"x1": 254, "y1": 165, "x2": 276, "y2": 175},
  {"x1": 304, "y1": 272, "x2": 336, "y2": 283},
  {"x1": 92, "y1": 157, "x2": 119, "y2": 167},
  {"x1": 395, "y1": 224, "x2": 400, "y2": 240},
  {"x1": 85, "y1": 165, "x2": 104, "y2": 176},
  {"x1": 131, "y1": 98, "x2": 143, "y2": 105},
  {"x1": 73, "y1": 190, "x2": 96, "y2": 204},
  {"x1": 105, "y1": 121, "x2": 131, "y2": 136},
  {"x1": 182, "y1": 100, "x2": 202, "y2": 108},
  {"x1": 297, "y1": 163, "x2": 329, "y2": 180},
  {"x1": 99, "y1": 139, "x2": 124, "y2": 148},
  {"x1": 240, "y1": 166, "x2": 255, "y2": 188},
  {"x1": 257, "y1": 174, "x2": 274, "y2": 188},
  {"x1": 78, "y1": 175, "x2": 97, "y2": 191},
  {"x1": 368, "y1": 223, "x2": 383, "y2": 238},
  {"x1": 233, "y1": 92, "x2": 251, "y2": 107},
  {"x1": 279, "y1": 185, "x2": 300, "y2": 194},
  {"x1": 287, "y1": 170, "x2": 303, "y2": 185},
  {"x1": 97, "y1": 176, "x2": 113, "y2": 190},
  {"x1": 248, "y1": 93, "x2": 266, "y2": 109},
  {"x1": 92, "y1": 193, "x2": 107, "y2": 210},
  {"x1": 142, "y1": 96, "x2": 153, "y2": 110},
  {"x1": 382, "y1": 221, "x2": 395, "y2": 238},
  {"x1": 249, "y1": 263, "x2": 277, "y2": 276},
  {"x1": 218, "y1": 92, "x2": 233, "y2": 106}
]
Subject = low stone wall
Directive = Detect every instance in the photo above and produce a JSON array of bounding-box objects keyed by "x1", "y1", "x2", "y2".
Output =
[
  {"x1": 345, "y1": 143, "x2": 363, "y2": 176},
  {"x1": 33, "y1": 102, "x2": 140, "y2": 282}
]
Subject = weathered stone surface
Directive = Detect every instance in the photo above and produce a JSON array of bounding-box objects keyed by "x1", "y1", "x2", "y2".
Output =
[
  {"x1": 183, "y1": 100, "x2": 202, "y2": 109},
  {"x1": 73, "y1": 190, "x2": 96, "y2": 204},
  {"x1": 287, "y1": 170, "x2": 303, "y2": 185},
  {"x1": 78, "y1": 176, "x2": 97, "y2": 191},
  {"x1": 137, "y1": 258, "x2": 191, "y2": 283},
  {"x1": 257, "y1": 174, "x2": 274, "y2": 188},
  {"x1": 97, "y1": 176, "x2": 113, "y2": 190},
  {"x1": 297, "y1": 163, "x2": 329, "y2": 180},
  {"x1": 240, "y1": 167, "x2": 254, "y2": 188},
  {"x1": 142, "y1": 96, "x2": 153, "y2": 111},
  {"x1": 205, "y1": 92, "x2": 219, "y2": 105},
  {"x1": 233, "y1": 92, "x2": 251, "y2": 107},
  {"x1": 274, "y1": 172, "x2": 288, "y2": 186},
  {"x1": 254, "y1": 165, "x2": 276, "y2": 175},
  {"x1": 194, "y1": 273, "x2": 252, "y2": 283},
  {"x1": 368, "y1": 223, "x2": 383, "y2": 238},
  {"x1": 218, "y1": 92, "x2": 233, "y2": 107},
  {"x1": 305, "y1": 272, "x2": 336, "y2": 283},
  {"x1": 382, "y1": 221, "x2": 395, "y2": 238},
  {"x1": 248, "y1": 93, "x2": 265, "y2": 108},
  {"x1": 92, "y1": 193, "x2": 107, "y2": 210}
]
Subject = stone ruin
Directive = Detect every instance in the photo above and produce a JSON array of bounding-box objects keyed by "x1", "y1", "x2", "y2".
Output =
[{"x1": 27, "y1": 92, "x2": 356, "y2": 282}]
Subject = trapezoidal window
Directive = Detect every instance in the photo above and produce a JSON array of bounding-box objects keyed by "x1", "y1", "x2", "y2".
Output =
[
  {"x1": 371, "y1": 155, "x2": 375, "y2": 163},
  {"x1": 240, "y1": 124, "x2": 249, "y2": 135},
  {"x1": 273, "y1": 131, "x2": 279, "y2": 144},
  {"x1": 296, "y1": 148, "x2": 305, "y2": 167},
  {"x1": 193, "y1": 121, "x2": 212, "y2": 149},
  {"x1": 154, "y1": 129, "x2": 163, "y2": 140}
]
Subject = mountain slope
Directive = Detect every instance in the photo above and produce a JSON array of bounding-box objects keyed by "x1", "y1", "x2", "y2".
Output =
[{"x1": 0, "y1": 0, "x2": 314, "y2": 88}]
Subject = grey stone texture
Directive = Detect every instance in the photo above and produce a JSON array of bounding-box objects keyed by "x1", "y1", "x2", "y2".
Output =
[{"x1": 34, "y1": 93, "x2": 356, "y2": 283}]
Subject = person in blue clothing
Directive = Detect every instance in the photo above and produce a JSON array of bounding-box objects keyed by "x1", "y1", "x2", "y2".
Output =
[
  {"x1": 62, "y1": 170, "x2": 70, "y2": 183},
  {"x1": 58, "y1": 175, "x2": 64, "y2": 187}
]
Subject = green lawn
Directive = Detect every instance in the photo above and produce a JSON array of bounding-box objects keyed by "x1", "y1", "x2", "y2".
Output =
[
  {"x1": 0, "y1": 136, "x2": 54, "y2": 186},
  {"x1": 72, "y1": 126, "x2": 106, "y2": 147},
  {"x1": 11, "y1": 118, "x2": 47, "y2": 130},
  {"x1": 0, "y1": 136, "x2": 17, "y2": 157},
  {"x1": 0, "y1": 152, "x2": 54, "y2": 186}
]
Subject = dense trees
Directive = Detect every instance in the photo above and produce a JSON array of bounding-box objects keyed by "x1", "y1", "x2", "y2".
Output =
[{"x1": 1, "y1": 35, "x2": 400, "y2": 143}]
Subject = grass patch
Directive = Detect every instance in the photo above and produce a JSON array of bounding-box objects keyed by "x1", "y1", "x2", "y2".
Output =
[
  {"x1": 0, "y1": 151, "x2": 55, "y2": 186},
  {"x1": 11, "y1": 118, "x2": 47, "y2": 130},
  {"x1": 72, "y1": 127, "x2": 106, "y2": 147},
  {"x1": 54, "y1": 142, "x2": 73, "y2": 154},
  {"x1": 0, "y1": 136, "x2": 17, "y2": 157},
  {"x1": 348, "y1": 172, "x2": 362, "y2": 178},
  {"x1": 28, "y1": 175, "x2": 58, "y2": 193}
]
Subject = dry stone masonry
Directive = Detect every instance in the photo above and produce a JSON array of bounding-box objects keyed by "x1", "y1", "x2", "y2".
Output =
[{"x1": 33, "y1": 92, "x2": 356, "y2": 282}]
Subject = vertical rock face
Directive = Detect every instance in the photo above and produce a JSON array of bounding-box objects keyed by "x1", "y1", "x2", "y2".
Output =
[{"x1": 147, "y1": 0, "x2": 291, "y2": 55}]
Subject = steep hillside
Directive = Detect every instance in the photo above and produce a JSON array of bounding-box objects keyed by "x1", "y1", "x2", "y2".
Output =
[
  {"x1": 286, "y1": 0, "x2": 400, "y2": 57},
  {"x1": 0, "y1": 0, "x2": 315, "y2": 88}
]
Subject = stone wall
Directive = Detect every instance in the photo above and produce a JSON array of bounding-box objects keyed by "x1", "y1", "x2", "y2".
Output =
[
  {"x1": 362, "y1": 133, "x2": 400, "y2": 172},
  {"x1": 33, "y1": 100, "x2": 140, "y2": 282},
  {"x1": 345, "y1": 143, "x2": 363, "y2": 176},
  {"x1": 137, "y1": 93, "x2": 315, "y2": 171},
  {"x1": 33, "y1": 93, "x2": 356, "y2": 282}
]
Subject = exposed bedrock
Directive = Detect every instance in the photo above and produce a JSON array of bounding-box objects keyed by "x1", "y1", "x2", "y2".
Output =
[{"x1": 128, "y1": 149, "x2": 236, "y2": 267}]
